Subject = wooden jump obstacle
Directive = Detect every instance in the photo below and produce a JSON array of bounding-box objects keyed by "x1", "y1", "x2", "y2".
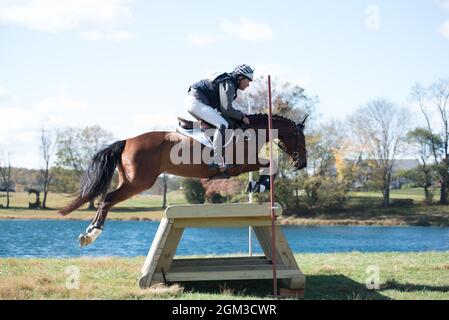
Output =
[{"x1": 139, "y1": 202, "x2": 305, "y2": 296}]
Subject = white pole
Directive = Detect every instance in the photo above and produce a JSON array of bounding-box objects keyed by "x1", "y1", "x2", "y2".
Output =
[{"x1": 248, "y1": 93, "x2": 253, "y2": 256}]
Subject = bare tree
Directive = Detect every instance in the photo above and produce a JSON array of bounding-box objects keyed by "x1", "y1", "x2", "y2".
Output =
[
  {"x1": 0, "y1": 153, "x2": 12, "y2": 208},
  {"x1": 412, "y1": 78, "x2": 449, "y2": 204},
  {"x1": 349, "y1": 99, "x2": 410, "y2": 206},
  {"x1": 40, "y1": 127, "x2": 56, "y2": 209}
]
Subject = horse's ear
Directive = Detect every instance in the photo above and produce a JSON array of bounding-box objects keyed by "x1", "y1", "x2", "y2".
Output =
[{"x1": 297, "y1": 114, "x2": 309, "y2": 130}]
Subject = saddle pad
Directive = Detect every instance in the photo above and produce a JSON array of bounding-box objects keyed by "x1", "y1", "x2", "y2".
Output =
[{"x1": 176, "y1": 125, "x2": 213, "y2": 148}]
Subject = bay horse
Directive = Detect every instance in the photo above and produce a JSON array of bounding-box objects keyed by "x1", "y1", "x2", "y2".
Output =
[{"x1": 59, "y1": 113, "x2": 307, "y2": 246}]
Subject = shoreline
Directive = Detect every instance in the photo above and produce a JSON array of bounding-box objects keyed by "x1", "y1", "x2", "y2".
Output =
[{"x1": 1, "y1": 213, "x2": 448, "y2": 227}]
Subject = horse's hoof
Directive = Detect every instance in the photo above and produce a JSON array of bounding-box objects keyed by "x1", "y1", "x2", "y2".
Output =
[{"x1": 78, "y1": 233, "x2": 92, "y2": 247}]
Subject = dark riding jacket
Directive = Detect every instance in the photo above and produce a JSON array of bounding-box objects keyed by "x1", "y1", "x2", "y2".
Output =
[{"x1": 189, "y1": 73, "x2": 245, "y2": 120}]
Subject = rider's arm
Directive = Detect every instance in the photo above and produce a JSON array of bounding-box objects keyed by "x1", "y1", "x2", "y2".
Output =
[{"x1": 218, "y1": 81, "x2": 244, "y2": 120}]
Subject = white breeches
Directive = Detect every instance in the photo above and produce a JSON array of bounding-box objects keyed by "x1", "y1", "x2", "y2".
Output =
[{"x1": 185, "y1": 94, "x2": 228, "y2": 129}]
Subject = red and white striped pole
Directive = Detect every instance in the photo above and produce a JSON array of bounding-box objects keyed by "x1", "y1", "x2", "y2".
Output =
[{"x1": 267, "y1": 75, "x2": 277, "y2": 296}]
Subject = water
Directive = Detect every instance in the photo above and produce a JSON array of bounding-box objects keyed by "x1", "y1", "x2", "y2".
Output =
[{"x1": 0, "y1": 220, "x2": 448, "y2": 258}]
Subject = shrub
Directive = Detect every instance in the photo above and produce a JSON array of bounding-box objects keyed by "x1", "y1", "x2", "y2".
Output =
[
  {"x1": 182, "y1": 178, "x2": 205, "y2": 204},
  {"x1": 206, "y1": 192, "x2": 225, "y2": 203}
]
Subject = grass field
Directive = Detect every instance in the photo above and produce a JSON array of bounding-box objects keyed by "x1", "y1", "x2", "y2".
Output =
[
  {"x1": 1, "y1": 252, "x2": 448, "y2": 300},
  {"x1": 1, "y1": 189, "x2": 449, "y2": 226},
  {"x1": 0, "y1": 191, "x2": 186, "y2": 221}
]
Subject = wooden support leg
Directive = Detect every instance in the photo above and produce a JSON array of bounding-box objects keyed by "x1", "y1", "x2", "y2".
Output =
[
  {"x1": 253, "y1": 225, "x2": 305, "y2": 291},
  {"x1": 139, "y1": 218, "x2": 184, "y2": 288}
]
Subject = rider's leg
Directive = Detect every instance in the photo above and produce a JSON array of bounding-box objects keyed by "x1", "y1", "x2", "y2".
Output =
[
  {"x1": 186, "y1": 98, "x2": 229, "y2": 129},
  {"x1": 186, "y1": 98, "x2": 229, "y2": 168},
  {"x1": 210, "y1": 124, "x2": 226, "y2": 166}
]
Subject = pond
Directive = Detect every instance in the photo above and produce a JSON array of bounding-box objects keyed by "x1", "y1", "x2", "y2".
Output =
[{"x1": 1, "y1": 220, "x2": 448, "y2": 257}]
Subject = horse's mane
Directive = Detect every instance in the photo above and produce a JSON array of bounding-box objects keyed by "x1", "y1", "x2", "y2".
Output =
[
  {"x1": 246, "y1": 113, "x2": 301, "y2": 157},
  {"x1": 247, "y1": 113, "x2": 297, "y2": 128}
]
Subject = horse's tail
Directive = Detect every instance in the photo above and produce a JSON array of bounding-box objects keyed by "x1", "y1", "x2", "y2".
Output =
[{"x1": 58, "y1": 140, "x2": 126, "y2": 216}]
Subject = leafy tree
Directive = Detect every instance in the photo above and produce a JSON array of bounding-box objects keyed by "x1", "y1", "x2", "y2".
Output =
[
  {"x1": 55, "y1": 125, "x2": 115, "y2": 208},
  {"x1": 233, "y1": 77, "x2": 318, "y2": 213},
  {"x1": 182, "y1": 178, "x2": 205, "y2": 204},
  {"x1": 405, "y1": 128, "x2": 442, "y2": 204},
  {"x1": 412, "y1": 78, "x2": 449, "y2": 203}
]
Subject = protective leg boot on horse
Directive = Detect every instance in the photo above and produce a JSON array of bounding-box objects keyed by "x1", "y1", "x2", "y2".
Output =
[
  {"x1": 78, "y1": 222, "x2": 103, "y2": 247},
  {"x1": 247, "y1": 163, "x2": 278, "y2": 193}
]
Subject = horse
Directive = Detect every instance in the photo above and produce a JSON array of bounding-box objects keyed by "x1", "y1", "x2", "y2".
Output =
[{"x1": 58, "y1": 113, "x2": 308, "y2": 246}]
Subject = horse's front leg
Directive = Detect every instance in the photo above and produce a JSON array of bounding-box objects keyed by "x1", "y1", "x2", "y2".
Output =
[{"x1": 230, "y1": 159, "x2": 277, "y2": 193}]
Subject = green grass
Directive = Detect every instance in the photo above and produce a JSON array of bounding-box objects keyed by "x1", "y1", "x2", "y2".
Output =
[{"x1": 1, "y1": 252, "x2": 448, "y2": 300}]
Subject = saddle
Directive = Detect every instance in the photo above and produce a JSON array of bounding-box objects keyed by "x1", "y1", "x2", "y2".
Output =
[
  {"x1": 177, "y1": 112, "x2": 242, "y2": 131},
  {"x1": 177, "y1": 116, "x2": 215, "y2": 130}
]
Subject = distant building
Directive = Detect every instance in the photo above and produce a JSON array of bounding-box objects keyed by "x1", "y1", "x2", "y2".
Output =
[
  {"x1": 390, "y1": 159, "x2": 420, "y2": 189},
  {"x1": 344, "y1": 158, "x2": 420, "y2": 190}
]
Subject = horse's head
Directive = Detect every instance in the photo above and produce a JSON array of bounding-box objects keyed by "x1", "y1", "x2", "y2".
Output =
[
  {"x1": 247, "y1": 113, "x2": 308, "y2": 170},
  {"x1": 275, "y1": 114, "x2": 308, "y2": 170}
]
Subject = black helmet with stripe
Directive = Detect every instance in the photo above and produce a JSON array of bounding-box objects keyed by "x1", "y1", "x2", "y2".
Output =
[{"x1": 232, "y1": 64, "x2": 254, "y2": 81}]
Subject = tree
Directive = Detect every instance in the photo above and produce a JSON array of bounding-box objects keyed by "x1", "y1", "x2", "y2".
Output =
[
  {"x1": 40, "y1": 127, "x2": 56, "y2": 209},
  {"x1": 233, "y1": 77, "x2": 318, "y2": 212},
  {"x1": 412, "y1": 78, "x2": 449, "y2": 204},
  {"x1": 349, "y1": 99, "x2": 410, "y2": 206},
  {"x1": 162, "y1": 173, "x2": 167, "y2": 208},
  {"x1": 56, "y1": 125, "x2": 114, "y2": 209},
  {"x1": 0, "y1": 153, "x2": 12, "y2": 208},
  {"x1": 182, "y1": 178, "x2": 205, "y2": 204},
  {"x1": 405, "y1": 128, "x2": 442, "y2": 204}
]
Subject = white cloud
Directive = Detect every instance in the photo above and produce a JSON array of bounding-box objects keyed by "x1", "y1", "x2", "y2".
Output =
[
  {"x1": 440, "y1": 20, "x2": 449, "y2": 39},
  {"x1": 78, "y1": 30, "x2": 135, "y2": 41},
  {"x1": 186, "y1": 32, "x2": 219, "y2": 46},
  {"x1": 220, "y1": 17, "x2": 273, "y2": 42},
  {"x1": 0, "y1": 0, "x2": 135, "y2": 41},
  {"x1": 0, "y1": 88, "x2": 97, "y2": 168},
  {"x1": 439, "y1": 0, "x2": 449, "y2": 10}
]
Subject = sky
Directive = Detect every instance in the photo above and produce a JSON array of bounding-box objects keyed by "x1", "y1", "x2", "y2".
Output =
[{"x1": 1, "y1": 0, "x2": 449, "y2": 169}]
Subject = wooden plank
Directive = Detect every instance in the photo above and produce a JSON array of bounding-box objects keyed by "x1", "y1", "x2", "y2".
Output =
[
  {"x1": 152, "y1": 269, "x2": 301, "y2": 282},
  {"x1": 253, "y1": 226, "x2": 281, "y2": 262},
  {"x1": 172, "y1": 256, "x2": 268, "y2": 266},
  {"x1": 173, "y1": 217, "x2": 278, "y2": 228},
  {"x1": 254, "y1": 226, "x2": 301, "y2": 270},
  {"x1": 283, "y1": 276, "x2": 306, "y2": 290},
  {"x1": 155, "y1": 227, "x2": 184, "y2": 275},
  {"x1": 165, "y1": 202, "x2": 283, "y2": 218},
  {"x1": 139, "y1": 201, "x2": 305, "y2": 293},
  {"x1": 169, "y1": 262, "x2": 283, "y2": 273},
  {"x1": 139, "y1": 218, "x2": 174, "y2": 288}
]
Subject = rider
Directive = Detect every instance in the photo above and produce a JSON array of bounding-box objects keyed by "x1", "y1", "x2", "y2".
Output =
[{"x1": 185, "y1": 64, "x2": 254, "y2": 171}]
